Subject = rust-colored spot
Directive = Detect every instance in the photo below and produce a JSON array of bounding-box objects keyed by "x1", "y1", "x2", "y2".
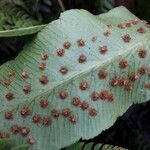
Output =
[
  {"x1": 39, "y1": 63, "x2": 46, "y2": 71},
  {"x1": 145, "y1": 23, "x2": 150, "y2": 28},
  {"x1": 80, "y1": 101, "x2": 89, "y2": 110},
  {"x1": 124, "y1": 83, "x2": 133, "y2": 91},
  {"x1": 57, "y1": 48, "x2": 65, "y2": 57},
  {"x1": 99, "y1": 46, "x2": 108, "y2": 54},
  {"x1": 77, "y1": 39, "x2": 85, "y2": 47},
  {"x1": 5, "y1": 111, "x2": 13, "y2": 120},
  {"x1": 118, "y1": 77, "x2": 128, "y2": 86},
  {"x1": 20, "y1": 106, "x2": 31, "y2": 118},
  {"x1": 110, "y1": 78, "x2": 118, "y2": 87},
  {"x1": 59, "y1": 91, "x2": 68, "y2": 100},
  {"x1": 39, "y1": 75, "x2": 48, "y2": 85},
  {"x1": 107, "y1": 93, "x2": 114, "y2": 102},
  {"x1": 144, "y1": 83, "x2": 150, "y2": 89},
  {"x1": 41, "y1": 52, "x2": 48, "y2": 61},
  {"x1": 63, "y1": 41, "x2": 71, "y2": 49},
  {"x1": 32, "y1": 114, "x2": 41, "y2": 123},
  {"x1": 130, "y1": 19, "x2": 139, "y2": 25},
  {"x1": 99, "y1": 91, "x2": 109, "y2": 100},
  {"x1": 78, "y1": 54, "x2": 87, "y2": 63},
  {"x1": 103, "y1": 31, "x2": 110, "y2": 37},
  {"x1": 72, "y1": 97, "x2": 81, "y2": 106},
  {"x1": 125, "y1": 22, "x2": 131, "y2": 28},
  {"x1": 79, "y1": 80, "x2": 89, "y2": 90},
  {"x1": 138, "y1": 66, "x2": 148, "y2": 75},
  {"x1": 21, "y1": 70, "x2": 29, "y2": 79},
  {"x1": 91, "y1": 36, "x2": 97, "y2": 42},
  {"x1": 11, "y1": 125, "x2": 20, "y2": 134},
  {"x1": 5, "y1": 92, "x2": 14, "y2": 100},
  {"x1": 138, "y1": 49, "x2": 147, "y2": 58},
  {"x1": 117, "y1": 23, "x2": 126, "y2": 29},
  {"x1": 51, "y1": 109, "x2": 61, "y2": 118},
  {"x1": 59, "y1": 66, "x2": 68, "y2": 75},
  {"x1": 21, "y1": 127, "x2": 30, "y2": 136},
  {"x1": 23, "y1": 84, "x2": 31, "y2": 94},
  {"x1": 91, "y1": 91, "x2": 99, "y2": 101},
  {"x1": 89, "y1": 108, "x2": 97, "y2": 117},
  {"x1": 119, "y1": 59, "x2": 128, "y2": 69},
  {"x1": 3, "y1": 79, "x2": 11, "y2": 87},
  {"x1": 8, "y1": 71, "x2": 16, "y2": 77},
  {"x1": 42, "y1": 116, "x2": 52, "y2": 126},
  {"x1": 62, "y1": 108, "x2": 71, "y2": 117},
  {"x1": 137, "y1": 27, "x2": 145, "y2": 33},
  {"x1": 0, "y1": 132, "x2": 9, "y2": 139},
  {"x1": 27, "y1": 135, "x2": 36, "y2": 145},
  {"x1": 128, "y1": 73, "x2": 139, "y2": 81},
  {"x1": 122, "y1": 34, "x2": 131, "y2": 43},
  {"x1": 98, "y1": 69, "x2": 108, "y2": 79},
  {"x1": 69, "y1": 115, "x2": 77, "y2": 124},
  {"x1": 40, "y1": 99, "x2": 49, "y2": 108}
]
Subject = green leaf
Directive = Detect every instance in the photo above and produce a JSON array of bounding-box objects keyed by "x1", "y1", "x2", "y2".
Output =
[
  {"x1": 65, "y1": 142, "x2": 127, "y2": 150},
  {"x1": 0, "y1": 1, "x2": 45, "y2": 37},
  {"x1": 0, "y1": 6, "x2": 150, "y2": 150}
]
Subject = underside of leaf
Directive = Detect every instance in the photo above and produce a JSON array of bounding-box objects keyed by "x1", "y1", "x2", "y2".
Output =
[{"x1": 0, "y1": 6, "x2": 150, "y2": 150}]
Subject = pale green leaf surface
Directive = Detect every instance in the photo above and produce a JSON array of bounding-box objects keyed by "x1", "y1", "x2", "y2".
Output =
[{"x1": 0, "y1": 6, "x2": 150, "y2": 150}]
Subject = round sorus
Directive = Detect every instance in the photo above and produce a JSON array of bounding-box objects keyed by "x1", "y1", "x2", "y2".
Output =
[
  {"x1": 11, "y1": 125, "x2": 20, "y2": 134},
  {"x1": 40, "y1": 99, "x2": 49, "y2": 108},
  {"x1": 39, "y1": 63, "x2": 46, "y2": 71},
  {"x1": 72, "y1": 97, "x2": 80, "y2": 106},
  {"x1": 118, "y1": 77, "x2": 128, "y2": 86},
  {"x1": 122, "y1": 34, "x2": 131, "y2": 43},
  {"x1": 89, "y1": 108, "x2": 97, "y2": 117},
  {"x1": 3, "y1": 79, "x2": 11, "y2": 87},
  {"x1": 5, "y1": 92, "x2": 14, "y2": 100},
  {"x1": 21, "y1": 70, "x2": 29, "y2": 79},
  {"x1": 62, "y1": 108, "x2": 71, "y2": 117},
  {"x1": 57, "y1": 48, "x2": 65, "y2": 57},
  {"x1": 99, "y1": 91, "x2": 109, "y2": 100},
  {"x1": 69, "y1": 115, "x2": 77, "y2": 124},
  {"x1": 39, "y1": 75, "x2": 48, "y2": 85},
  {"x1": 51, "y1": 109, "x2": 61, "y2": 118},
  {"x1": 80, "y1": 101, "x2": 89, "y2": 110},
  {"x1": 98, "y1": 69, "x2": 108, "y2": 79},
  {"x1": 42, "y1": 116, "x2": 52, "y2": 127},
  {"x1": 119, "y1": 59, "x2": 128, "y2": 69},
  {"x1": 99, "y1": 46, "x2": 108, "y2": 54},
  {"x1": 21, "y1": 127, "x2": 30, "y2": 136},
  {"x1": 138, "y1": 49, "x2": 147, "y2": 58},
  {"x1": 41, "y1": 52, "x2": 48, "y2": 61},
  {"x1": 117, "y1": 23, "x2": 126, "y2": 29},
  {"x1": 91, "y1": 36, "x2": 97, "y2": 42},
  {"x1": 138, "y1": 66, "x2": 148, "y2": 75},
  {"x1": 23, "y1": 84, "x2": 31, "y2": 94},
  {"x1": 77, "y1": 39, "x2": 85, "y2": 47},
  {"x1": 137, "y1": 27, "x2": 145, "y2": 33},
  {"x1": 103, "y1": 31, "x2": 110, "y2": 37},
  {"x1": 20, "y1": 106, "x2": 30, "y2": 118},
  {"x1": 59, "y1": 66, "x2": 68, "y2": 75},
  {"x1": 125, "y1": 22, "x2": 131, "y2": 28},
  {"x1": 78, "y1": 54, "x2": 87, "y2": 63},
  {"x1": 91, "y1": 91, "x2": 99, "y2": 101},
  {"x1": 63, "y1": 41, "x2": 71, "y2": 49},
  {"x1": 27, "y1": 135, "x2": 36, "y2": 145},
  {"x1": 32, "y1": 114, "x2": 41, "y2": 123},
  {"x1": 59, "y1": 91, "x2": 68, "y2": 100},
  {"x1": 107, "y1": 93, "x2": 114, "y2": 102},
  {"x1": 124, "y1": 83, "x2": 133, "y2": 91},
  {"x1": 110, "y1": 78, "x2": 118, "y2": 87},
  {"x1": 128, "y1": 73, "x2": 139, "y2": 81},
  {"x1": 8, "y1": 71, "x2": 16, "y2": 77},
  {"x1": 0, "y1": 132, "x2": 9, "y2": 139},
  {"x1": 5, "y1": 111, "x2": 13, "y2": 120},
  {"x1": 79, "y1": 80, "x2": 89, "y2": 90}
]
